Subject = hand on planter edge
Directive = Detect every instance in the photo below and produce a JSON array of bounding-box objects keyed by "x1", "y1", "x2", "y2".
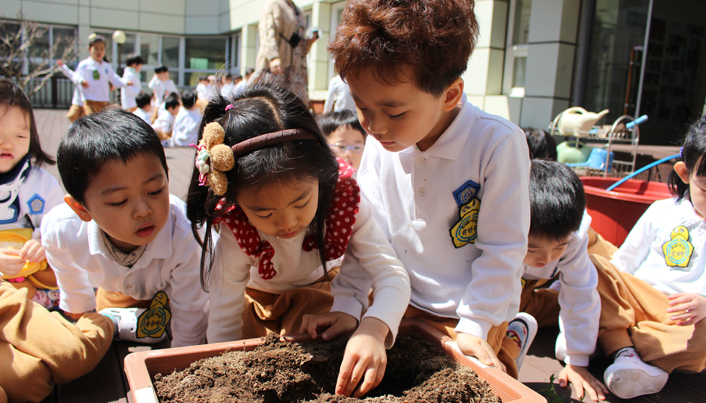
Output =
[{"x1": 456, "y1": 332, "x2": 506, "y2": 373}]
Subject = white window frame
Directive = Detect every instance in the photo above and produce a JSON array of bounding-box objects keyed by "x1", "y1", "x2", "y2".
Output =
[{"x1": 328, "y1": 1, "x2": 348, "y2": 83}]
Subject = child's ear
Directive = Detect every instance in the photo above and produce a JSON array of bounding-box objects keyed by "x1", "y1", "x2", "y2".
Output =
[
  {"x1": 674, "y1": 161, "x2": 690, "y2": 184},
  {"x1": 64, "y1": 195, "x2": 93, "y2": 222},
  {"x1": 441, "y1": 78, "x2": 465, "y2": 112}
]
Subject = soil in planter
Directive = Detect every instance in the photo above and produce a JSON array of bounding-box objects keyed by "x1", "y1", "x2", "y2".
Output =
[{"x1": 153, "y1": 333, "x2": 501, "y2": 403}]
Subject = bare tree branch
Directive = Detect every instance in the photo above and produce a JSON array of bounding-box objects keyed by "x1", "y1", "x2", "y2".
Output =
[{"x1": 0, "y1": 12, "x2": 78, "y2": 96}]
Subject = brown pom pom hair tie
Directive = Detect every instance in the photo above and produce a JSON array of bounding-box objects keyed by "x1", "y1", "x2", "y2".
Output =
[{"x1": 191, "y1": 123, "x2": 321, "y2": 196}]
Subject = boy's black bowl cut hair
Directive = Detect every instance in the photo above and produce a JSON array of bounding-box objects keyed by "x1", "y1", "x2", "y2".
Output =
[
  {"x1": 529, "y1": 159, "x2": 586, "y2": 242},
  {"x1": 58, "y1": 107, "x2": 168, "y2": 206},
  {"x1": 316, "y1": 109, "x2": 366, "y2": 140}
]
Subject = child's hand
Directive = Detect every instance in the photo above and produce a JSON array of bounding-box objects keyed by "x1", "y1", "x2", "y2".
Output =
[
  {"x1": 300, "y1": 311, "x2": 357, "y2": 341},
  {"x1": 558, "y1": 364, "x2": 609, "y2": 401},
  {"x1": 0, "y1": 249, "x2": 25, "y2": 276},
  {"x1": 126, "y1": 80, "x2": 134, "y2": 86},
  {"x1": 270, "y1": 58, "x2": 283, "y2": 75},
  {"x1": 667, "y1": 293, "x2": 706, "y2": 325},
  {"x1": 64, "y1": 311, "x2": 84, "y2": 321},
  {"x1": 457, "y1": 333, "x2": 506, "y2": 372},
  {"x1": 80, "y1": 80, "x2": 89, "y2": 89},
  {"x1": 57, "y1": 59, "x2": 64, "y2": 67},
  {"x1": 19, "y1": 239, "x2": 45, "y2": 263},
  {"x1": 336, "y1": 317, "x2": 389, "y2": 398}
]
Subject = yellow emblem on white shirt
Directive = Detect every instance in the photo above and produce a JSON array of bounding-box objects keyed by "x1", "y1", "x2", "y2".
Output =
[
  {"x1": 450, "y1": 198, "x2": 480, "y2": 248},
  {"x1": 662, "y1": 225, "x2": 693, "y2": 267}
]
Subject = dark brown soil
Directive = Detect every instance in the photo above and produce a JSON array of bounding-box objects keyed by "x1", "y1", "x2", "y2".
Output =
[{"x1": 153, "y1": 333, "x2": 500, "y2": 403}]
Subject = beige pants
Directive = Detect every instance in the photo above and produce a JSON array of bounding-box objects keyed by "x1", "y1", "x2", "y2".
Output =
[
  {"x1": 241, "y1": 269, "x2": 337, "y2": 339},
  {"x1": 402, "y1": 305, "x2": 521, "y2": 379},
  {"x1": 83, "y1": 100, "x2": 110, "y2": 116},
  {"x1": 66, "y1": 104, "x2": 85, "y2": 122},
  {"x1": 592, "y1": 254, "x2": 706, "y2": 373},
  {"x1": 0, "y1": 281, "x2": 113, "y2": 403}
]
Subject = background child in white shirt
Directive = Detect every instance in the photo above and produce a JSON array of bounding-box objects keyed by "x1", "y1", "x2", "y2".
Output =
[
  {"x1": 152, "y1": 92, "x2": 180, "y2": 146},
  {"x1": 132, "y1": 92, "x2": 152, "y2": 124},
  {"x1": 316, "y1": 109, "x2": 366, "y2": 170},
  {"x1": 591, "y1": 117, "x2": 706, "y2": 399},
  {"x1": 185, "y1": 83, "x2": 410, "y2": 398},
  {"x1": 171, "y1": 90, "x2": 202, "y2": 147},
  {"x1": 521, "y1": 160, "x2": 607, "y2": 401},
  {"x1": 74, "y1": 34, "x2": 131, "y2": 115},
  {"x1": 120, "y1": 54, "x2": 143, "y2": 112},
  {"x1": 43, "y1": 107, "x2": 208, "y2": 348}
]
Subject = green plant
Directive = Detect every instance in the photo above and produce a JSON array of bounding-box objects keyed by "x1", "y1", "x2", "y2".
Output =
[{"x1": 539, "y1": 374, "x2": 586, "y2": 403}]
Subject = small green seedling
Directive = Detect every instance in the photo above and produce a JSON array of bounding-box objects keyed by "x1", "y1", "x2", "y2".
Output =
[{"x1": 539, "y1": 374, "x2": 586, "y2": 403}]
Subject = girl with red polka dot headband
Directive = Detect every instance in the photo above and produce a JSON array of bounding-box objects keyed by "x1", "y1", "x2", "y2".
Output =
[{"x1": 186, "y1": 82, "x2": 410, "y2": 398}]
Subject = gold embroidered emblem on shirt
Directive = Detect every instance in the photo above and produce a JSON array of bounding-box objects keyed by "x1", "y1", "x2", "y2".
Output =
[
  {"x1": 450, "y1": 198, "x2": 480, "y2": 248},
  {"x1": 662, "y1": 225, "x2": 693, "y2": 267}
]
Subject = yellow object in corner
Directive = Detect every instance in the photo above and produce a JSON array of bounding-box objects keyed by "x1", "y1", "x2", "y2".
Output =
[{"x1": 0, "y1": 228, "x2": 49, "y2": 280}]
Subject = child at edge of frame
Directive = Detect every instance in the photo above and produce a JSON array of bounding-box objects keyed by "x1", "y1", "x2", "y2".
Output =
[
  {"x1": 185, "y1": 80, "x2": 411, "y2": 398},
  {"x1": 589, "y1": 116, "x2": 706, "y2": 399},
  {"x1": 329, "y1": 0, "x2": 532, "y2": 379},
  {"x1": 41, "y1": 107, "x2": 208, "y2": 349}
]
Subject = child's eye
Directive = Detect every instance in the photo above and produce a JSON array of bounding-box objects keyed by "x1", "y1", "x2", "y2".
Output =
[
  {"x1": 295, "y1": 199, "x2": 310, "y2": 209},
  {"x1": 108, "y1": 200, "x2": 127, "y2": 207},
  {"x1": 389, "y1": 112, "x2": 405, "y2": 120},
  {"x1": 256, "y1": 213, "x2": 272, "y2": 219},
  {"x1": 149, "y1": 187, "x2": 164, "y2": 196}
]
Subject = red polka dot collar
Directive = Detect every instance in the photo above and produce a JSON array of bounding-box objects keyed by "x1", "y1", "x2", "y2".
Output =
[{"x1": 213, "y1": 159, "x2": 360, "y2": 280}]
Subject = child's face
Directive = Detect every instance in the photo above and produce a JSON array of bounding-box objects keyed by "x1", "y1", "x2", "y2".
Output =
[
  {"x1": 0, "y1": 106, "x2": 31, "y2": 173},
  {"x1": 523, "y1": 234, "x2": 570, "y2": 268},
  {"x1": 328, "y1": 125, "x2": 365, "y2": 169},
  {"x1": 89, "y1": 41, "x2": 106, "y2": 62},
  {"x1": 346, "y1": 65, "x2": 462, "y2": 152},
  {"x1": 158, "y1": 71, "x2": 170, "y2": 81},
  {"x1": 675, "y1": 161, "x2": 706, "y2": 219},
  {"x1": 168, "y1": 105, "x2": 179, "y2": 116},
  {"x1": 236, "y1": 178, "x2": 319, "y2": 239},
  {"x1": 75, "y1": 153, "x2": 170, "y2": 253}
]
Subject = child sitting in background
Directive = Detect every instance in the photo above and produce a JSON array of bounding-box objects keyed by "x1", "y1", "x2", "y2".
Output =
[
  {"x1": 329, "y1": 0, "x2": 531, "y2": 378},
  {"x1": 133, "y1": 92, "x2": 152, "y2": 124},
  {"x1": 522, "y1": 159, "x2": 608, "y2": 401},
  {"x1": 316, "y1": 109, "x2": 366, "y2": 169},
  {"x1": 0, "y1": 79, "x2": 64, "y2": 309},
  {"x1": 186, "y1": 82, "x2": 410, "y2": 398},
  {"x1": 590, "y1": 117, "x2": 706, "y2": 399},
  {"x1": 74, "y1": 34, "x2": 131, "y2": 115},
  {"x1": 171, "y1": 90, "x2": 201, "y2": 147},
  {"x1": 148, "y1": 65, "x2": 178, "y2": 111},
  {"x1": 42, "y1": 107, "x2": 208, "y2": 348},
  {"x1": 152, "y1": 92, "x2": 180, "y2": 146}
]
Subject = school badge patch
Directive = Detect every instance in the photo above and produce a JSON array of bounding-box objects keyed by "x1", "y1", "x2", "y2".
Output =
[
  {"x1": 92, "y1": 69, "x2": 100, "y2": 80},
  {"x1": 662, "y1": 225, "x2": 693, "y2": 267},
  {"x1": 450, "y1": 198, "x2": 480, "y2": 248},
  {"x1": 136, "y1": 291, "x2": 171, "y2": 339},
  {"x1": 452, "y1": 180, "x2": 481, "y2": 208},
  {"x1": 27, "y1": 194, "x2": 45, "y2": 215}
]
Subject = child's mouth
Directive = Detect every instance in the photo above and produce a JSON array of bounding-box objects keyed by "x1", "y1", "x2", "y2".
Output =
[
  {"x1": 136, "y1": 223, "x2": 155, "y2": 238},
  {"x1": 0, "y1": 153, "x2": 13, "y2": 159}
]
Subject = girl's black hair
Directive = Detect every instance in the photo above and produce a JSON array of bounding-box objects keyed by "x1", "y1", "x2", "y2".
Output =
[
  {"x1": 186, "y1": 81, "x2": 339, "y2": 291},
  {"x1": 669, "y1": 116, "x2": 706, "y2": 201},
  {"x1": 524, "y1": 127, "x2": 558, "y2": 161},
  {"x1": 0, "y1": 79, "x2": 55, "y2": 167},
  {"x1": 316, "y1": 109, "x2": 366, "y2": 140}
]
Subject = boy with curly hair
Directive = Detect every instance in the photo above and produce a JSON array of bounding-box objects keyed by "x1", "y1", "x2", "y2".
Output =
[{"x1": 329, "y1": 0, "x2": 532, "y2": 378}]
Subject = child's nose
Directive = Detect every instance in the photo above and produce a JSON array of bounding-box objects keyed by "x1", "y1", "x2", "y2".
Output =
[
  {"x1": 275, "y1": 212, "x2": 297, "y2": 230},
  {"x1": 133, "y1": 199, "x2": 152, "y2": 218}
]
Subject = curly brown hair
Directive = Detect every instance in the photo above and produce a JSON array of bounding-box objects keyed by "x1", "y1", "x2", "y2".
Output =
[{"x1": 329, "y1": 0, "x2": 479, "y2": 98}]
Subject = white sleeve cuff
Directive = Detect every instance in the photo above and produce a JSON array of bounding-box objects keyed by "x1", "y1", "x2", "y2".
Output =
[{"x1": 454, "y1": 317, "x2": 492, "y2": 340}]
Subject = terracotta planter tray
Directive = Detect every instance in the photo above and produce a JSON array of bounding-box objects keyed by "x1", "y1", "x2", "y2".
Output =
[{"x1": 124, "y1": 318, "x2": 545, "y2": 403}]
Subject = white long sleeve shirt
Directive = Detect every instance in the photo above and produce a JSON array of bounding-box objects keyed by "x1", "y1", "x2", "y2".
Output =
[
  {"x1": 522, "y1": 212, "x2": 600, "y2": 366},
  {"x1": 357, "y1": 93, "x2": 530, "y2": 340},
  {"x1": 59, "y1": 64, "x2": 83, "y2": 106},
  {"x1": 207, "y1": 193, "x2": 411, "y2": 346},
  {"x1": 171, "y1": 108, "x2": 202, "y2": 147},
  {"x1": 74, "y1": 58, "x2": 128, "y2": 102},
  {"x1": 120, "y1": 66, "x2": 142, "y2": 109},
  {"x1": 0, "y1": 166, "x2": 63, "y2": 238},
  {"x1": 41, "y1": 196, "x2": 208, "y2": 347},
  {"x1": 612, "y1": 197, "x2": 706, "y2": 296},
  {"x1": 148, "y1": 75, "x2": 178, "y2": 107}
]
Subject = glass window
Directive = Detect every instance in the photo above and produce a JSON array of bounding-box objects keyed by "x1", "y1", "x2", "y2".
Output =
[
  {"x1": 232, "y1": 33, "x2": 240, "y2": 70},
  {"x1": 185, "y1": 37, "x2": 226, "y2": 70},
  {"x1": 119, "y1": 32, "x2": 137, "y2": 64},
  {"x1": 512, "y1": 0, "x2": 532, "y2": 45},
  {"x1": 27, "y1": 26, "x2": 50, "y2": 58},
  {"x1": 161, "y1": 36, "x2": 180, "y2": 68},
  {"x1": 140, "y1": 33, "x2": 160, "y2": 66},
  {"x1": 503, "y1": 0, "x2": 532, "y2": 95},
  {"x1": 53, "y1": 26, "x2": 76, "y2": 62}
]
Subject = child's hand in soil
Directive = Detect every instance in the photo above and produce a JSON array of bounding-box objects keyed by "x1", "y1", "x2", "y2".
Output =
[
  {"x1": 667, "y1": 293, "x2": 706, "y2": 325},
  {"x1": 558, "y1": 364, "x2": 608, "y2": 401},
  {"x1": 300, "y1": 311, "x2": 357, "y2": 341},
  {"x1": 456, "y1": 333, "x2": 506, "y2": 372},
  {"x1": 19, "y1": 239, "x2": 46, "y2": 263},
  {"x1": 337, "y1": 317, "x2": 389, "y2": 398}
]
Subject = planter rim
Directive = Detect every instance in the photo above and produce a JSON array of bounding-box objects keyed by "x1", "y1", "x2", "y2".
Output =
[{"x1": 124, "y1": 318, "x2": 546, "y2": 403}]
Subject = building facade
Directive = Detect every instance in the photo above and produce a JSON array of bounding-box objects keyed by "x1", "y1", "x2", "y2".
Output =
[{"x1": 3, "y1": 0, "x2": 704, "y2": 144}]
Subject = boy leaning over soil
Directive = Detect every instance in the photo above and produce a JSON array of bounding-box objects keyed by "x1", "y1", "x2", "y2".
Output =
[
  {"x1": 41, "y1": 108, "x2": 208, "y2": 349},
  {"x1": 329, "y1": 0, "x2": 531, "y2": 379},
  {"x1": 521, "y1": 160, "x2": 608, "y2": 401}
]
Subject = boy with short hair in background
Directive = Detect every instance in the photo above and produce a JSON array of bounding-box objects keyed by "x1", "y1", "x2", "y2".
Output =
[
  {"x1": 133, "y1": 92, "x2": 152, "y2": 124},
  {"x1": 329, "y1": 0, "x2": 532, "y2": 378},
  {"x1": 171, "y1": 90, "x2": 201, "y2": 147}
]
